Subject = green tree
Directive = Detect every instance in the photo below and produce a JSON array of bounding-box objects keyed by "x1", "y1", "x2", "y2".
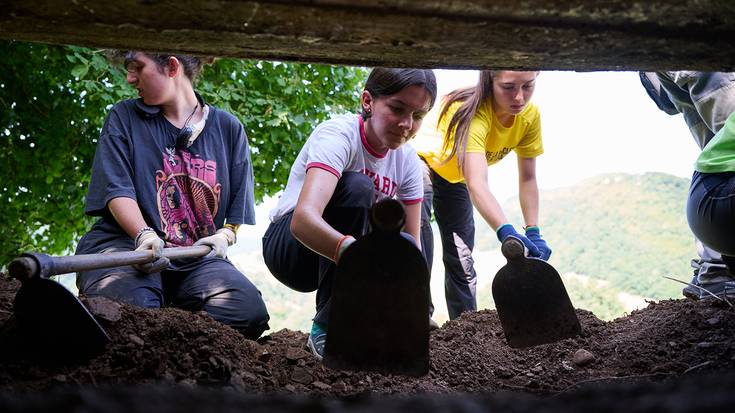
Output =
[{"x1": 0, "y1": 41, "x2": 367, "y2": 266}]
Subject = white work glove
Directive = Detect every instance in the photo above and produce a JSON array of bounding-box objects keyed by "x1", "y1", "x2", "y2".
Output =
[
  {"x1": 334, "y1": 235, "x2": 356, "y2": 263},
  {"x1": 193, "y1": 227, "x2": 236, "y2": 258},
  {"x1": 133, "y1": 228, "x2": 170, "y2": 274}
]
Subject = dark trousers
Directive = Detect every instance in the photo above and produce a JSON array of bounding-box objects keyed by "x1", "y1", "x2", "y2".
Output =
[
  {"x1": 262, "y1": 172, "x2": 373, "y2": 327},
  {"x1": 420, "y1": 164, "x2": 477, "y2": 320},
  {"x1": 687, "y1": 171, "x2": 735, "y2": 273},
  {"x1": 77, "y1": 253, "x2": 270, "y2": 340}
]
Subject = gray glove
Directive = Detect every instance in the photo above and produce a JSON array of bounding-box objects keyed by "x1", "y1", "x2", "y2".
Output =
[
  {"x1": 133, "y1": 228, "x2": 170, "y2": 273},
  {"x1": 193, "y1": 227, "x2": 236, "y2": 258}
]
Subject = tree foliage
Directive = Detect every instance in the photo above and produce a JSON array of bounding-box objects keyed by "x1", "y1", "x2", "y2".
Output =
[{"x1": 0, "y1": 41, "x2": 367, "y2": 266}]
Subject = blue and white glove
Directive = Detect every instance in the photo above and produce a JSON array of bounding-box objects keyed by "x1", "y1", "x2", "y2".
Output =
[
  {"x1": 496, "y1": 224, "x2": 541, "y2": 258},
  {"x1": 524, "y1": 226, "x2": 552, "y2": 261}
]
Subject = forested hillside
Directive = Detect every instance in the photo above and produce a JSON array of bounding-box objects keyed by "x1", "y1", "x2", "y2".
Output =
[{"x1": 483, "y1": 172, "x2": 695, "y2": 319}]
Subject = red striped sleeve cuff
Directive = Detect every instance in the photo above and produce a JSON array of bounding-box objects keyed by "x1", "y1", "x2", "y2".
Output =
[{"x1": 306, "y1": 162, "x2": 341, "y2": 179}]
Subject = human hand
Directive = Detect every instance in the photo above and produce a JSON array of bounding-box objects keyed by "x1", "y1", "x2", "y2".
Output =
[
  {"x1": 524, "y1": 226, "x2": 552, "y2": 261},
  {"x1": 193, "y1": 227, "x2": 236, "y2": 258},
  {"x1": 496, "y1": 224, "x2": 541, "y2": 258},
  {"x1": 133, "y1": 228, "x2": 170, "y2": 273},
  {"x1": 334, "y1": 235, "x2": 356, "y2": 263}
]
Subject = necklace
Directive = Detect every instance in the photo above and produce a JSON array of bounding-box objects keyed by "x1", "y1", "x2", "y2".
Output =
[
  {"x1": 183, "y1": 103, "x2": 199, "y2": 127},
  {"x1": 171, "y1": 103, "x2": 200, "y2": 153}
]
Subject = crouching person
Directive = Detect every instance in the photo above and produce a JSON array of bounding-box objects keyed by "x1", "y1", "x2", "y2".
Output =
[
  {"x1": 262, "y1": 68, "x2": 437, "y2": 359},
  {"x1": 76, "y1": 51, "x2": 269, "y2": 340},
  {"x1": 687, "y1": 111, "x2": 735, "y2": 297}
]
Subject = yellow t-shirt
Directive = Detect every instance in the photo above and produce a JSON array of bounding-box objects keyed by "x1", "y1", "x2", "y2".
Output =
[{"x1": 415, "y1": 99, "x2": 543, "y2": 183}]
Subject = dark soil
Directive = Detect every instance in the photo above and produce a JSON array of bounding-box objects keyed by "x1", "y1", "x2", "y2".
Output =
[{"x1": 1, "y1": 275, "x2": 734, "y2": 410}]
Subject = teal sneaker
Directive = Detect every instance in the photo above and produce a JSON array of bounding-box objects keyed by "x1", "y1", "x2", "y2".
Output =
[{"x1": 307, "y1": 322, "x2": 327, "y2": 360}]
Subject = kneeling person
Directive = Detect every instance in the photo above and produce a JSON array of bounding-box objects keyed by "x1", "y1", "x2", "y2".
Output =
[
  {"x1": 76, "y1": 51, "x2": 270, "y2": 340},
  {"x1": 262, "y1": 68, "x2": 437, "y2": 359}
]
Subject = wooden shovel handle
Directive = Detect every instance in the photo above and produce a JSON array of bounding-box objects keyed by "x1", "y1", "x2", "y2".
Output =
[
  {"x1": 501, "y1": 236, "x2": 526, "y2": 260},
  {"x1": 9, "y1": 246, "x2": 212, "y2": 282}
]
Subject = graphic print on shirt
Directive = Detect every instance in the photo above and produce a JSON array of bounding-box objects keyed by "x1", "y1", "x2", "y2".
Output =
[
  {"x1": 360, "y1": 167, "x2": 398, "y2": 201},
  {"x1": 156, "y1": 150, "x2": 221, "y2": 246},
  {"x1": 485, "y1": 147, "x2": 512, "y2": 163}
]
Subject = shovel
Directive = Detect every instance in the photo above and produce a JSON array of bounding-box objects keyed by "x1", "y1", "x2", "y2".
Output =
[
  {"x1": 8, "y1": 245, "x2": 211, "y2": 359},
  {"x1": 324, "y1": 198, "x2": 431, "y2": 377},
  {"x1": 491, "y1": 236, "x2": 581, "y2": 348}
]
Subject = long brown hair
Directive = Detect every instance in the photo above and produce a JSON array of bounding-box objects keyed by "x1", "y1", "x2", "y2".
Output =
[{"x1": 438, "y1": 70, "x2": 495, "y2": 171}]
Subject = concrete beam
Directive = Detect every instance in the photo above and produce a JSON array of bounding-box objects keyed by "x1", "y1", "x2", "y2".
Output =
[{"x1": 2, "y1": 0, "x2": 734, "y2": 70}]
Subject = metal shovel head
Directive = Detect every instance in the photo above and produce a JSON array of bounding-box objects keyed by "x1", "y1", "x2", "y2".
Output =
[
  {"x1": 13, "y1": 278, "x2": 110, "y2": 359},
  {"x1": 324, "y1": 231, "x2": 431, "y2": 377},
  {"x1": 492, "y1": 256, "x2": 581, "y2": 348}
]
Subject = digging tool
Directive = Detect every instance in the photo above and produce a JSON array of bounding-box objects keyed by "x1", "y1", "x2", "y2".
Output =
[
  {"x1": 324, "y1": 198, "x2": 431, "y2": 377},
  {"x1": 8, "y1": 246, "x2": 211, "y2": 358},
  {"x1": 491, "y1": 236, "x2": 581, "y2": 348}
]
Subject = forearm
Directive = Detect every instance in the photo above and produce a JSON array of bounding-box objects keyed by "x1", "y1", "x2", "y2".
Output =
[
  {"x1": 402, "y1": 202, "x2": 422, "y2": 250},
  {"x1": 107, "y1": 197, "x2": 149, "y2": 239},
  {"x1": 518, "y1": 177, "x2": 540, "y2": 227},
  {"x1": 463, "y1": 153, "x2": 508, "y2": 230},
  {"x1": 291, "y1": 207, "x2": 345, "y2": 260},
  {"x1": 467, "y1": 181, "x2": 508, "y2": 230}
]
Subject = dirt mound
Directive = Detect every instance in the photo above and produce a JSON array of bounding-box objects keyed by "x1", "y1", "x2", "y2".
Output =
[{"x1": 1, "y1": 276, "x2": 734, "y2": 397}]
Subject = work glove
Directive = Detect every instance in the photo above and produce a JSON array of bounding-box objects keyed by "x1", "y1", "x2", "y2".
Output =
[
  {"x1": 133, "y1": 228, "x2": 170, "y2": 274},
  {"x1": 334, "y1": 235, "x2": 356, "y2": 263},
  {"x1": 496, "y1": 224, "x2": 541, "y2": 259},
  {"x1": 193, "y1": 227, "x2": 236, "y2": 258},
  {"x1": 524, "y1": 226, "x2": 552, "y2": 261}
]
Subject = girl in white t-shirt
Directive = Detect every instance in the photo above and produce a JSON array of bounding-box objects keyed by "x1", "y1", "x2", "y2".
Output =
[{"x1": 262, "y1": 68, "x2": 437, "y2": 359}]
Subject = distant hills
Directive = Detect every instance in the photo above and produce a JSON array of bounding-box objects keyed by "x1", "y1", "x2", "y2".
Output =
[
  {"x1": 479, "y1": 172, "x2": 695, "y2": 319},
  {"x1": 233, "y1": 172, "x2": 696, "y2": 332}
]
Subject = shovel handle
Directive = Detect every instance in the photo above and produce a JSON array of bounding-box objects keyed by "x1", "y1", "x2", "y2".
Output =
[
  {"x1": 370, "y1": 198, "x2": 406, "y2": 233},
  {"x1": 9, "y1": 246, "x2": 212, "y2": 282},
  {"x1": 501, "y1": 236, "x2": 526, "y2": 260}
]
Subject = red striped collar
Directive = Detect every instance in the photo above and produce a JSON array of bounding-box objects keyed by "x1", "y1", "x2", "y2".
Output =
[{"x1": 359, "y1": 116, "x2": 388, "y2": 159}]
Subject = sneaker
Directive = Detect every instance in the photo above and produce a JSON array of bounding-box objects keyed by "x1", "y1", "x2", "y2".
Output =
[
  {"x1": 682, "y1": 275, "x2": 701, "y2": 300},
  {"x1": 698, "y1": 275, "x2": 735, "y2": 301},
  {"x1": 429, "y1": 317, "x2": 439, "y2": 331},
  {"x1": 306, "y1": 322, "x2": 327, "y2": 360}
]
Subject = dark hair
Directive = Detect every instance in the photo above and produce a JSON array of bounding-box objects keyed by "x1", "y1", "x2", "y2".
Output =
[
  {"x1": 122, "y1": 51, "x2": 208, "y2": 82},
  {"x1": 362, "y1": 68, "x2": 437, "y2": 119},
  {"x1": 438, "y1": 70, "x2": 495, "y2": 171}
]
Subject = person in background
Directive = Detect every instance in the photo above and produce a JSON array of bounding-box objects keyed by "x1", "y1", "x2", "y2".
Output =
[
  {"x1": 415, "y1": 71, "x2": 550, "y2": 320},
  {"x1": 640, "y1": 71, "x2": 735, "y2": 300},
  {"x1": 76, "y1": 51, "x2": 270, "y2": 339},
  {"x1": 262, "y1": 68, "x2": 437, "y2": 359}
]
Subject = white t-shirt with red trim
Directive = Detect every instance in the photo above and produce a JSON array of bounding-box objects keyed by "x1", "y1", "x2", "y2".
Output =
[{"x1": 269, "y1": 114, "x2": 424, "y2": 222}]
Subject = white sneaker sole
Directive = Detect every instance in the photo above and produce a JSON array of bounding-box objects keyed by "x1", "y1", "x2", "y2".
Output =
[{"x1": 306, "y1": 335, "x2": 324, "y2": 360}]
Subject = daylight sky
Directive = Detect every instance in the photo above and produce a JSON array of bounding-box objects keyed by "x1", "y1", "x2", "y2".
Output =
[{"x1": 420, "y1": 70, "x2": 699, "y2": 202}]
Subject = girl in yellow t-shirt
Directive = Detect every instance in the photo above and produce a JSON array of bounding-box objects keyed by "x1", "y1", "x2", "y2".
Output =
[{"x1": 416, "y1": 70, "x2": 550, "y2": 320}]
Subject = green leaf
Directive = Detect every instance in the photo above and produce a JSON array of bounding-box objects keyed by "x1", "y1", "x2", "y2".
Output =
[{"x1": 71, "y1": 64, "x2": 89, "y2": 78}]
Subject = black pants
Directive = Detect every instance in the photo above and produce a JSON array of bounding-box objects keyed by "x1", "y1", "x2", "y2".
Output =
[
  {"x1": 687, "y1": 171, "x2": 735, "y2": 273},
  {"x1": 420, "y1": 164, "x2": 477, "y2": 320},
  {"x1": 262, "y1": 172, "x2": 373, "y2": 327}
]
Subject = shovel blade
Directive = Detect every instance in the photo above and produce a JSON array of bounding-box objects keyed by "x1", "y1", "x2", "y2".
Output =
[
  {"x1": 324, "y1": 232, "x2": 430, "y2": 377},
  {"x1": 13, "y1": 278, "x2": 110, "y2": 359},
  {"x1": 492, "y1": 258, "x2": 581, "y2": 348}
]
